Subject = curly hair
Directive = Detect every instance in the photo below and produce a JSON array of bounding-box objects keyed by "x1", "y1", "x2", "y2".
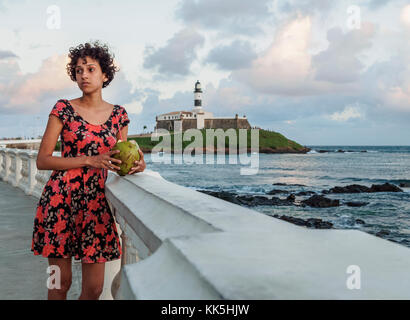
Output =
[{"x1": 66, "y1": 40, "x2": 119, "y2": 88}]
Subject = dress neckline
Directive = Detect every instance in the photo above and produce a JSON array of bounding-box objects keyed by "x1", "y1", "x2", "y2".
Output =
[{"x1": 63, "y1": 99, "x2": 117, "y2": 127}]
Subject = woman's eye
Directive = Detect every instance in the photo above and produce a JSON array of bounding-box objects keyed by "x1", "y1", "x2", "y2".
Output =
[
  {"x1": 76, "y1": 69, "x2": 82, "y2": 74},
  {"x1": 89, "y1": 68, "x2": 94, "y2": 72}
]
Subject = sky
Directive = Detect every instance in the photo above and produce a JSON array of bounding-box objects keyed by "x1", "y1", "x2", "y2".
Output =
[{"x1": 0, "y1": 0, "x2": 410, "y2": 145}]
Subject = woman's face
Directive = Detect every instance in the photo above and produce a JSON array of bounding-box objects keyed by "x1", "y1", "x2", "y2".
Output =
[{"x1": 75, "y1": 56, "x2": 107, "y2": 93}]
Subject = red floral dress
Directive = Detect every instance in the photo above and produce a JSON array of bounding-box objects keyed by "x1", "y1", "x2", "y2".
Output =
[{"x1": 31, "y1": 99, "x2": 129, "y2": 263}]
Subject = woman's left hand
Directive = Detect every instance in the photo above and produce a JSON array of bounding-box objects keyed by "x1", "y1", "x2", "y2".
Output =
[{"x1": 128, "y1": 148, "x2": 146, "y2": 174}]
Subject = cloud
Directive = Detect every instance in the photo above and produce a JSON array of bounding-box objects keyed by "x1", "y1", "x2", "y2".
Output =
[
  {"x1": 143, "y1": 27, "x2": 205, "y2": 78},
  {"x1": 368, "y1": 0, "x2": 398, "y2": 10},
  {"x1": 312, "y1": 23, "x2": 375, "y2": 83},
  {"x1": 175, "y1": 0, "x2": 271, "y2": 35},
  {"x1": 0, "y1": 53, "x2": 139, "y2": 115},
  {"x1": 204, "y1": 40, "x2": 257, "y2": 70},
  {"x1": 328, "y1": 105, "x2": 364, "y2": 121},
  {"x1": 0, "y1": 50, "x2": 19, "y2": 59},
  {"x1": 278, "y1": 0, "x2": 334, "y2": 16},
  {"x1": 123, "y1": 100, "x2": 143, "y2": 115},
  {"x1": 233, "y1": 15, "x2": 315, "y2": 96},
  {"x1": 400, "y1": 4, "x2": 410, "y2": 28},
  {"x1": 232, "y1": 16, "x2": 378, "y2": 96},
  {"x1": 203, "y1": 81, "x2": 254, "y2": 112}
]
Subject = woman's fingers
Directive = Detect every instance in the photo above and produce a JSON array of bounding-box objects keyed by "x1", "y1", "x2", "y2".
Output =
[{"x1": 106, "y1": 160, "x2": 121, "y2": 171}]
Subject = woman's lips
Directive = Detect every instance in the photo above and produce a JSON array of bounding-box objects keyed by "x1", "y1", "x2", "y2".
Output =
[{"x1": 83, "y1": 82, "x2": 90, "y2": 86}]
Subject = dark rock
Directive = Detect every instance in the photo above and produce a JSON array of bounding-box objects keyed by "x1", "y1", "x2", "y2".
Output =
[
  {"x1": 355, "y1": 219, "x2": 365, "y2": 224},
  {"x1": 295, "y1": 191, "x2": 316, "y2": 196},
  {"x1": 305, "y1": 218, "x2": 333, "y2": 229},
  {"x1": 376, "y1": 229, "x2": 390, "y2": 237},
  {"x1": 236, "y1": 195, "x2": 273, "y2": 206},
  {"x1": 337, "y1": 149, "x2": 345, "y2": 153},
  {"x1": 345, "y1": 201, "x2": 369, "y2": 207},
  {"x1": 278, "y1": 215, "x2": 307, "y2": 226},
  {"x1": 323, "y1": 183, "x2": 403, "y2": 194},
  {"x1": 361, "y1": 150, "x2": 367, "y2": 152},
  {"x1": 272, "y1": 183, "x2": 306, "y2": 187},
  {"x1": 235, "y1": 195, "x2": 295, "y2": 207},
  {"x1": 301, "y1": 195, "x2": 340, "y2": 208},
  {"x1": 198, "y1": 190, "x2": 242, "y2": 206},
  {"x1": 369, "y1": 183, "x2": 403, "y2": 192},
  {"x1": 286, "y1": 194, "x2": 296, "y2": 202},
  {"x1": 326, "y1": 184, "x2": 371, "y2": 193},
  {"x1": 318, "y1": 150, "x2": 328, "y2": 153},
  {"x1": 399, "y1": 182, "x2": 410, "y2": 188},
  {"x1": 267, "y1": 189, "x2": 289, "y2": 195},
  {"x1": 275, "y1": 215, "x2": 333, "y2": 229}
]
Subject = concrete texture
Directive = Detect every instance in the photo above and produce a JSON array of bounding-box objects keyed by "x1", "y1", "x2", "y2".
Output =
[{"x1": 0, "y1": 179, "x2": 82, "y2": 299}]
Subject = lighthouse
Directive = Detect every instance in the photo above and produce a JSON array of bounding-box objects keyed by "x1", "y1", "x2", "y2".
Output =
[{"x1": 192, "y1": 80, "x2": 204, "y2": 114}]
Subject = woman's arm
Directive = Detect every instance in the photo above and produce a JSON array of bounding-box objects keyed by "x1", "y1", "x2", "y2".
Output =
[
  {"x1": 116, "y1": 125, "x2": 128, "y2": 142},
  {"x1": 36, "y1": 115, "x2": 88, "y2": 170}
]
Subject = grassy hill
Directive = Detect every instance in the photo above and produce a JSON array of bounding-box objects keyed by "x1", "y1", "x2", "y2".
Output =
[
  {"x1": 54, "y1": 129, "x2": 309, "y2": 153},
  {"x1": 129, "y1": 129, "x2": 309, "y2": 154}
]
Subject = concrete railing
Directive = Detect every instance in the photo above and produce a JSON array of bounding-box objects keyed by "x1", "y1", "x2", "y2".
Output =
[{"x1": 1, "y1": 147, "x2": 410, "y2": 299}]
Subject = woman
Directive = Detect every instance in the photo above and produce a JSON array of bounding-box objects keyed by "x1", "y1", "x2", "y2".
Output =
[{"x1": 31, "y1": 41, "x2": 146, "y2": 300}]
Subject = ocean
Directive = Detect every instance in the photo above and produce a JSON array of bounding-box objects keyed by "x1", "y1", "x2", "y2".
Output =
[{"x1": 143, "y1": 146, "x2": 410, "y2": 248}]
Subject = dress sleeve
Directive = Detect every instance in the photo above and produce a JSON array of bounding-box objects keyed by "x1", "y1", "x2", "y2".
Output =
[
  {"x1": 119, "y1": 106, "x2": 130, "y2": 129},
  {"x1": 49, "y1": 100, "x2": 69, "y2": 125}
]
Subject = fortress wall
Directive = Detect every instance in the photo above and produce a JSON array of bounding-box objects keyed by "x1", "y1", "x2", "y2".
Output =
[
  {"x1": 156, "y1": 120, "x2": 174, "y2": 131},
  {"x1": 182, "y1": 119, "x2": 198, "y2": 131},
  {"x1": 156, "y1": 118, "x2": 252, "y2": 132},
  {"x1": 204, "y1": 118, "x2": 251, "y2": 130}
]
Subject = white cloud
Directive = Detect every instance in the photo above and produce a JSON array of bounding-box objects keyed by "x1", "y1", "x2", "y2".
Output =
[
  {"x1": 143, "y1": 27, "x2": 205, "y2": 78},
  {"x1": 123, "y1": 100, "x2": 144, "y2": 115},
  {"x1": 329, "y1": 105, "x2": 364, "y2": 122},
  {"x1": 233, "y1": 15, "x2": 314, "y2": 96},
  {"x1": 7, "y1": 54, "x2": 72, "y2": 107},
  {"x1": 400, "y1": 4, "x2": 410, "y2": 28}
]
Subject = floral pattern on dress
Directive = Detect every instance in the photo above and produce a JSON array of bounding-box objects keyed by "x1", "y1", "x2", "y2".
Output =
[{"x1": 31, "y1": 99, "x2": 130, "y2": 263}]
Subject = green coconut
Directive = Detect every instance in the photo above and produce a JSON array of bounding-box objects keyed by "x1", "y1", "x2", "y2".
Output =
[{"x1": 112, "y1": 140, "x2": 140, "y2": 176}]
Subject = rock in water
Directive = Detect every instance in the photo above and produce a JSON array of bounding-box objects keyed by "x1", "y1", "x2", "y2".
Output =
[
  {"x1": 369, "y1": 183, "x2": 403, "y2": 192},
  {"x1": 112, "y1": 140, "x2": 140, "y2": 176},
  {"x1": 345, "y1": 201, "x2": 369, "y2": 207},
  {"x1": 301, "y1": 195, "x2": 340, "y2": 208}
]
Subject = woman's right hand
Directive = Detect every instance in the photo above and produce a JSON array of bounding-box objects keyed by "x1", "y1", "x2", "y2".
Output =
[{"x1": 86, "y1": 150, "x2": 122, "y2": 172}]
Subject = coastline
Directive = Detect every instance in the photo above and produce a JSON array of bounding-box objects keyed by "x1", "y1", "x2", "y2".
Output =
[{"x1": 138, "y1": 146, "x2": 311, "y2": 154}]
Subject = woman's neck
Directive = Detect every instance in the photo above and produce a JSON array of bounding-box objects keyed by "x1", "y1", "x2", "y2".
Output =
[{"x1": 79, "y1": 91, "x2": 104, "y2": 109}]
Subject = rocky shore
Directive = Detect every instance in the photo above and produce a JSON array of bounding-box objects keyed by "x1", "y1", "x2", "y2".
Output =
[{"x1": 197, "y1": 182, "x2": 405, "y2": 231}]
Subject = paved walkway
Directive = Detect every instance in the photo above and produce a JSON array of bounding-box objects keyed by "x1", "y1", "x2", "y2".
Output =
[{"x1": 0, "y1": 179, "x2": 81, "y2": 299}]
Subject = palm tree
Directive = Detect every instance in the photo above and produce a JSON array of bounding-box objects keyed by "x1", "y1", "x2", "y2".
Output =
[{"x1": 143, "y1": 125, "x2": 147, "y2": 133}]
